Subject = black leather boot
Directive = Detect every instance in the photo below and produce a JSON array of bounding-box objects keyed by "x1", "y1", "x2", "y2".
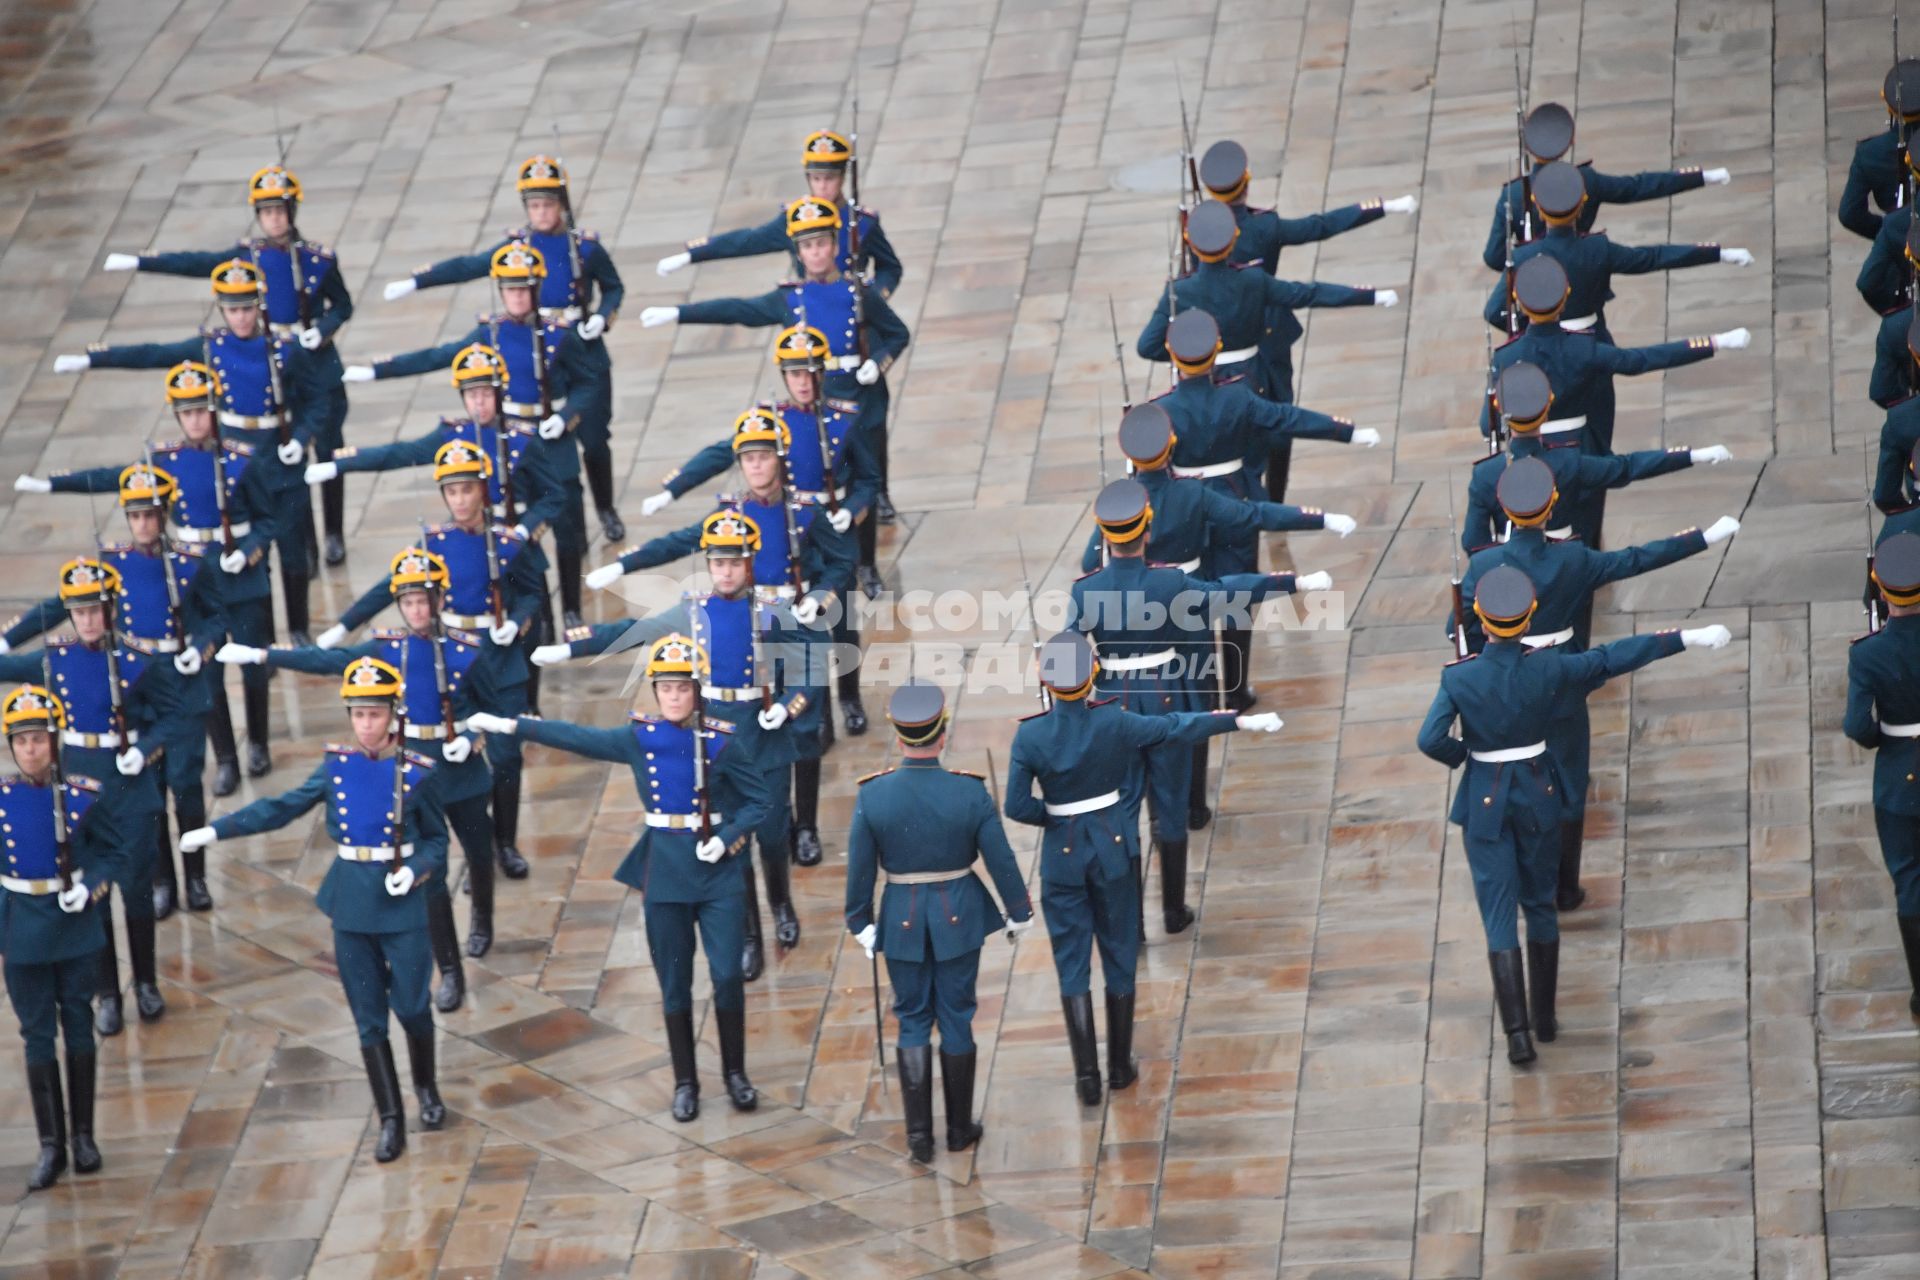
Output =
[
  {"x1": 492, "y1": 777, "x2": 528, "y2": 879},
  {"x1": 762, "y1": 841, "x2": 800, "y2": 950},
  {"x1": 837, "y1": 669, "x2": 867, "y2": 735},
  {"x1": 362, "y1": 1040, "x2": 406, "y2": 1162},
  {"x1": 282, "y1": 569, "x2": 312, "y2": 647},
  {"x1": 1489, "y1": 949, "x2": 1535, "y2": 1065},
  {"x1": 26, "y1": 1059, "x2": 66, "y2": 1191},
  {"x1": 599, "y1": 508, "x2": 625, "y2": 543},
  {"x1": 67, "y1": 1052, "x2": 100, "y2": 1173},
  {"x1": 183, "y1": 845, "x2": 214, "y2": 912},
  {"x1": 791, "y1": 825, "x2": 823, "y2": 867},
  {"x1": 1159, "y1": 839, "x2": 1194, "y2": 935},
  {"x1": 1527, "y1": 939, "x2": 1560, "y2": 1043},
  {"x1": 213, "y1": 756, "x2": 241, "y2": 799},
  {"x1": 941, "y1": 1049, "x2": 983, "y2": 1153},
  {"x1": 897, "y1": 1044, "x2": 934, "y2": 1163},
  {"x1": 426, "y1": 893, "x2": 465, "y2": 1013},
  {"x1": 466, "y1": 847, "x2": 495, "y2": 959},
  {"x1": 242, "y1": 672, "x2": 273, "y2": 777},
  {"x1": 716, "y1": 1004, "x2": 758, "y2": 1111},
  {"x1": 405, "y1": 1028, "x2": 446, "y2": 1130},
  {"x1": 740, "y1": 860, "x2": 765, "y2": 983},
  {"x1": 1556, "y1": 820, "x2": 1587, "y2": 911},
  {"x1": 1062, "y1": 993, "x2": 1102, "y2": 1106},
  {"x1": 791, "y1": 758, "x2": 823, "y2": 866},
  {"x1": 1898, "y1": 915, "x2": 1920, "y2": 1016},
  {"x1": 664, "y1": 1010, "x2": 699, "y2": 1122},
  {"x1": 1187, "y1": 742, "x2": 1212, "y2": 830},
  {"x1": 94, "y1": 904, "x2": 124, "y2": 1037},
  {"x1": 128, "y1": 914, "x2": 166, "y2": 1021},
  {"x1": 151, "y1": 810, "x2": 177, "y2": 920},
  {"x1": 1105, "y1": 991, "x2": 1138, "y2": 1090}
]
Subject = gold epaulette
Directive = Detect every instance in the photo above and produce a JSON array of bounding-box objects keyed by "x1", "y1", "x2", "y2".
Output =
[{"x1": 858, "y1": 767, "x2": 894, "y2": 784}]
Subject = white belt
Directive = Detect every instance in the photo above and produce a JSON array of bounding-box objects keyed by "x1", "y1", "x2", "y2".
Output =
[
  {"x1": 1470, "y1": 742, "x2": 1546, "y2": 763},
  {"x1": 121, "y1": 635, "x2": 183, "y2": 655},
  {"x1": 1170, "y1": 556, "x2": 1201, "y2": 573},
  {"x1": 1545, "y1": 526, "x2": 1572, "y2": 540},
  {"x1": 702, "y1": 684, "x2": 768, "y2": 702},
  {"x1": 539, "y1": 305, "x2": 585, "y2": 323},
  {"x1": 832, "y1": 355, "x2": 864, "y2": 371},
  {"x1": 1045, "y1": 790, "x2": 1121, "y2": 817},
  {"x1": 1882, "y1": 721, "x2": 1920, "y2": 738},
  {"x1": 757, "y1": 584, "x2": 802, "y2": 602},
  {"x1": 174, "y1": 521, "x2": 249, "y2": 542},
  {"x1": 218, "y1": 410, "x2": 281, "y2": 430},
  {"x1": 1216, "y1": 345, "x2": 1257, "y2": 364},
  {"x1": 645, "y1": 812, "x2": 723, "y2": 829},
  {"x1": 886, "y1": 868, "x2": 972, "y2": 885},
  {"x1": 795, "y1": 486, "x2": 848, "y2": 505},
  {"x1": 1520, "y1": 628, "x2": 1574, "y2": 649},
  {"x1": 337, "y1": 843, "x2": 415, "y2": 863},
  {"x1": 1541, "y1": 415, "x2": 1587, "y2": 435},
  {"x1": 63, "y1": 728, "x2": 135, "y2": 749},
  {"x1": 403, "y1": 720, "x2": 468, "y2": 740},
  {"x1": 1169, "y1": 460, "x2": 1241, "y2": 479},
  {"x1": 503, "y1": 397, "x2": 565, "y2": 419},
  {"x1": 1100, "y1": 648, "x2": 1176, "y2": 672},
  {"x1": 2, "y1": 870, "x2": 81, "y2": 896},
  {"x1": 1559, "y1": 314, "x2": 1597, "y2": 331},
  {"x1": 442, "y1": 610, "x2": 493, "y2": 629}
]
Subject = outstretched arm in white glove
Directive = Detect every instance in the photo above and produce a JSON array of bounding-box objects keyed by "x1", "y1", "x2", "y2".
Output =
[
  {"x1": 1702, "y1": 516, "x2": 1740, "y2": 545},
  {"x1": 1681, "y1": 625, "x2": 1733, "y2": 649}
]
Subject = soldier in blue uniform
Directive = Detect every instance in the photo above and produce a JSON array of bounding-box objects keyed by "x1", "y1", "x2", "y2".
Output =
[
  {"x1": 1841, "y1": 60, "x2": 1920, "y2": 241},
  {"x1": 1196, "y1": 139, "x2": 1416, "y2": 275},
  {"x1": 1417, "y1": 566, "x2": 1729, "y2": 1064},
  {"x1": 221, "y1": 548, "x2": 509, "y2": 1012},
  {"x1": 1871, "y1": 228, "x2": 1920, "y2": 409},
  {"x1": 1877, "y1": 374, "x2": 1920, "y2": 514},
  {"x1": 103, "y1": 165, "x2": 355, "y2": 565},
  {"x1": 539, "y1": 508, "x2": 828, "y2": 981},
  {"x1": 1484, "y1": 162, "x2": 1748, "y2": 342},
  {"x1": 1070, "y1": 477, "x2": 1324, "y2": 933},
  {"x1": 55, "y1": 259, "x2": 326, "y2": 646},
  {"x1": 381, "y1": 156, "x2": 629, "y2": 543},
  {"x1": 185, "y1": 657, "x2": 447, "y2": 1161},
  {"x1": 1481, "y1": 102, "x2": 1726, "y2": 271},
  {"x1": 20, "y1": 363, "x2": 286, "y2": 796},
  {"x1": 349, "y1": 242, "x2": 595, "y2": 628},
  {"x1": 1879, "y1": 444, "x2": 1920, "y2": 542},
  {"x1": 1139, "y1": 202, "x2": 1393, "y2": 503},
  {"x1": 1453, "y1": 458, "x2": 1737, "y2": 908},
  {"x1": 319, "y1": 442, "x2": 540, "y2": 884},
  {"x1": 845, "y1": 682, "x2": 1033, "y2": 1163},
  {"x1": 468, "y1": 635, "x2": 774, "y2": 1122},
  {"x1": 0, "y1": 560, "x2": 208, "y2": 1034},
  {"x1": 1, "y1": 686, "x2": 121, "y2": 1191},
  {"x1": 1855, "y1": 138, "x2": 1919, "y2": 314},
  {"x1": 658, "y1": 128, "x2": 905, "y2": 301},
  {"x1": 1004, "y1": 631, "x2": 1280, "y2": 1104},
  {"x1": 1845, "y1": 531, "x2": 1920, "y2": 1013},
  {"x1": 1462, "y1": 363, "x2": 1727, "y2": 553},
  {"x1": 639, "y1": 197, "x2": 912, "y2": 554}
]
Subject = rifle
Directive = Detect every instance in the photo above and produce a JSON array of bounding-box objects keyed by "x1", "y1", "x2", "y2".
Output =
[
  {"x1": 144, "y1": 441, "x2": 186, "y2": 641},
  {"x1": 1484, "y1": 328, "x2": 1505, "y2": 454},
  {"x1": 490, "y1": 422, "x2": 517, "y2": 526},
  {"x1": 199, "y1": 351, "x2": 239, "y2": 558},
  {"x1": 777, "y1": 447, "x2": 808, "y2": 600},
  {"x1": 1174, "y1": 66, "x2": 1200, "y2": 271},
  {"x1": 480, "y1": 508, "x2": 506, "y2": 630},
  {"x1": 245, "y1": 240, "x2": 294, "y2": 450},
  {"x1": 273, "y1": 122, "x2": 314, "y2": 338},
  {"x1": 40, "y1": 653, "x2": 75, "y2": 893},
  {"x1": 1512, "y1": 37, "x2": 1533, "y2": 242},
  {"x1": 1502, "y1": 164, "x2": 1520, "y2": 337},
  {"x1": 1869, "y1": 442, "x2": 1887, "y2": 633},
  {"x1": 796, "y1": 293, "x2": 842, "y2": 520},
  {"x1": 551, "y1": 123, "x2": 588, "y2": 316},
  {"x1": 420, "y1": 521, "x2": 458, "y2": 739},
  {"x1": 1899, "y1": 6, "x2": 1911, "y2": 209},
  {"x1": 1448, "y1": 479, "x2": 1470, "y2": 658},
  {"x1": 393, "y1": 640, "x2": 411, "y2": 856},
  {"x1": 1107, "y1": 293, "x2": 1132, "y2": 408},
  {"x1": 1015, "y1": 536, "x2": 1052, "y2": 710},
  {"x1": 687, "y1": 605, "x2": 714, "y2": 842},
  {"x1": 87, "y1": 498, "x2": 131, "y2": 748},
  {"x1": 529, "y1": 313, "x2": 557, "y2": 426},
  {"x1": 849, "y1": 66, "x2": 865, "y2": 276}
]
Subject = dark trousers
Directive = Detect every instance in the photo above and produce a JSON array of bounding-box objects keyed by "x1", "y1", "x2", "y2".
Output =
[
  {"x1": 884, "y1": 948, "x2": 982, "y2": 1051},
  {"x1": 6, "y1": 952, "x2": 99, "y2": 1064},
  {"x1": 1875, "y1": 806, "x2": 1920, "y2": 915},
  {"x1": 207, "y1": 597, "x2": 275, "y2": 753},
  {"x1": 1041, "y1": 870, "x2": 1139, "y2": 998},
  {"x1": 643, "y1": 893, "x2": 746, "y2": 1015},
  {"x1": 1465, "y1": 809, "x2": 1560, "y2": 950},
  {"x1": 333, "y1": 926, "x2": 434, "y2": 1045}
]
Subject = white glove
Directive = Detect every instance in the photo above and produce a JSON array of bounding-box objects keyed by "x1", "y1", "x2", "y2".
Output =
[
  {"x1": 1235, "y1": 712, "x2": 1284, "y2": 733},
  {"x1": 103, "y1": 252, "x2": 139, "y2": 271},
  {"x1": 1372, "y1": 289, "x2": 1399, "y2": 308},
  {"x1": 1005, "y1": 916, "x2": 1035, "y2": 944},
  {"x1": 489, "y1": 619, "x2": 520, "y2": 646},
  {"x1": 219, "y1": 549, "x2": 246, "y2": 574},
  {"x1": 384, "y1": 865, "x2": 415, "y2": 897},
  {"x1": 855, "y1": 359, "x2": 881, "y2": 385},
  {"x1": 216, "y1": 642, "x2": 266, "y2": 665},
  {"x1": 1703, "y1": 167, "x2": 1731, "y2": 185},
  {"x1": 298, "y1": 326, "x2": 323, "y2": 351},
  {"x1": 576, "y1": 314, "x2": 606, "y2": 341},
  {"x1": 173, "y1": 648, "x2": 202, "y2": 675},
  {"x1": 14, "y1": 475, "x2": 51, "y2": 493},
  {"x1": 1681, "y1": 624, "x2": 1732, "y2": 650},
  {"x1": 1690, "y1": 445, "x2": 1732, "y2": 465},
  {"x1": 180, "y1": 826, "x2": 217, "y2": 852},
  {"x1": 640, "y1": 306, "x2": 679, "y2": 328},
  {"x1": 467, "y1": 712, "x2": 517, "y2": 736},
  {"x1": 854, "y1": 923, "x2": 877, "y2": 958},
  {"x1": 656, "y1": 252, "x2": 691, "y2": 277},
  {"x1": 1382, "y1": 195, "x2": 1418, "y2": 215},
  {"x1": 316, "y1": 624, "x2": 348, "y2": 649},
  {"x1": 1296, "y1": 570, "x2": 1333, "y2": 592},
  {"x1": 538, "y1": 413, "x2": 566, "y2": 440},
  {"x1": 0, "y1": 638, "x2": 10, "y2": 655},
  {"x1": 827, "y1": 507, "x2": 853, "y2": 533},
  {"x1": 53, "y1": 354, "x2": 89, "y2": 374},
  {"x1": 382, "y1": 278, "x2": 417, "y2": 302},
  {"x1": 276, "y1": 439, "x2": 304, "y2": 466},
  {"x1": 640, "y1": 490, "x2": 674, "y2": 517},
  {"x1": 342, "y1": 365, "x2": 376, "y2": 383},
  {"x1": 116, "y1": 747, "x2": 145, "y2": 777},
  {"x1": 304, "y1": 460, "x2": 339, "y2": 484},
  {"x1": 1720, "y1": 248, "x2": 1753, "y2": 266},
  {"x1": 532, "y1": 643, "x2": 572, "y2": 667},
  {"x1": 1351, "y1": 428, "x2": 1381, "y2": 448},
  {"x1": 1703, "y1": 515, "x2": 1740, "y2": 545},
  {"x1": 758, "y1": 703, "x2": 790, "y2": 731},
  {"x1": 1712, "y1": 328, "x2": 1750, "y2": 351},
  {"x1": 442, "y1": 736, "x2": 472, "y2": 764},
  {"x1": 1323, "y1": 513, "x2": 1357, "y2": 538},
  {"x1": 695, "y1": 835, "x2": 726, "y2": 863},
  {"x1": 586, "y1": 562, "x2": 625, "y2": 591},
  {"x1": 58, "y1": 883, "x2": 88, "y2": 914},
  {"x1": 791, "y1": 595, "x2": 823, "y2": 625}
]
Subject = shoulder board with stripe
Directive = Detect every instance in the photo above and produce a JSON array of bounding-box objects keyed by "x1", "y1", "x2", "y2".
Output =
[
  {"x1": 1017, "y1": 707, "x2": 1049, "y2": 722},
  {"x1": 501, "y1": 226, "x2": 531, "y2": 242},
  {"x1": 1074, "y1": 566, "x2": 1102, "y2": 582},
  {"x1": 173, "y1": 541, "x2": 212, "y2": 560},
  {"x1": 1444, "y1": 653, "x2": 1478, "y2": 667},
  {"x1": 63, "y1": 774, "x2": 102, "y2": 794},
  {"x1": 371, "y1": 628, "x2": 407, "y2": 640},
  {"x1": 1855, "y1": 630, "x2": 1886, "y2": 644},
  {"x1": 629, "y1": 712, "x2": 659, "y2": 724},
  {"x1": 1230, "y1": 261, "x2": 1263, "y2": 272},
  {"x1": 579, "y1": 229, "x2": 601, "y2": 243},
  {"x1": 325, "y1": 742, "x2": 354, "y2": 755},
  {"x1": 223, "y1": 439, "x2": 254, "y2": 458},
  {"x1": 1214, "y1": 373, "x2": 1247, "y2": 387},
  {"x1": 403, "y1": 750, "x2": 436, "y2": 769},
  {"x1": 445, "y1": 628, "x2": 484, "y2": 647},
  {"x1": 702, "y1": 716, "x2": 735, "y2": 734},
  {"x1": 857, "y1": 767, "x2": 894, "y2": 784},
  {"x1": 946, "y1": 767, "x2": 984, "y2": 781},
  {"x1": 100, "y1": 541, "x2": 135, "y2": 555},
  {"x1": 1088, "y1": 696, "x2": 1119, "y2": 709}
]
